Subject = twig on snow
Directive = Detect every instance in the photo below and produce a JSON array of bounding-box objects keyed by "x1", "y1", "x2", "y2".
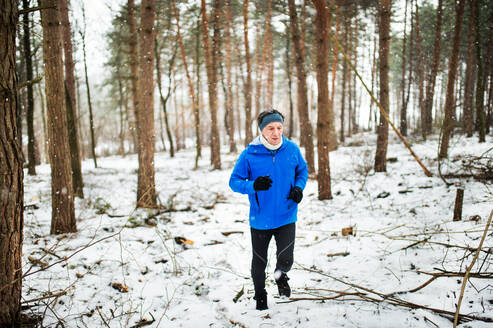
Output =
[{"x1": 453, "y1": 209, "x2": 493, "y2": 328}]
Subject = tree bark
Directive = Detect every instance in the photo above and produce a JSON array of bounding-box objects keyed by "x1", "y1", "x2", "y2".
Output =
[
  {"x1": 80, "y1": 6, "x2": 97, "y2": 168},
  {"x1": 154, "y1": 38, "x2": 175, "y2": 158},
  {"x1": 127, "y1": 0, "x2": 139, "y2": 154},
  {"x1": 473, "y1": 0, "x2": 486, "y2": 143},
  {"x1": 374, "y1": 0, "x2": 391, "y2": 172},
  {"x1": 224, "y1": 0, "x2": 237, "y2": 153},
  {"x1": 22, "y1": 0, "x2": 36, "y2": 176},
  {"x1": 414, "y1": 1, "x2": 426, "y2": 139},
  {"x1": 439, "y1": 0, "x2": 466, "y2": 159},
  {"x1": 285, "y1": 25, "x2": 295, "y2": 139},
  {"x1": 423, "y1": 0, "x2": 442, "y2": 136},
  {"x1": 201, "y1": 0, "x2": 222, "y2": 169},
  {"x1": 172, "y1": 0, "x2": 201, "y2": 162},
  {"x1": 399, "y1": 0, "x2": 409, "y2": 136},
  {"x1": 40, "y1": 0, "x2": 77, "y2": 234},
  {"x1": 265, "y1": 0, "x2": 274, "y2": 109},
  {"x1": 464, "y1": 0, "x2": 475, "y2": 137},
  {"x1": 340, "y1": 13, "x2": 349, "y2": 143},
  {"x1": 486, "y1": 10, "x2": 493, "y2": 134},
  {"x1": 0, "y1": 1, "x2": 23, "y2": 324},
  {"x1": 312, "y1": 0, "x2": 333, "y2": 200},
  {"x1": 243, "y1": 0, "x2": 253, "y2": 145},
  {"x1": 287, "y1": 0, "x2": 315, "y2": 174},
  {"x1": 60, "y1": 0, "x2": 83, "y2": 197},
  {"x1": 136, "y1": 0, "x2": 157, "y2": 208},
  {"x1": 329, "y1": 0, "x2": 340, "y2": 151},
  {"x1": 172, "y1": 0, "x2": 199, "y2": 160}
]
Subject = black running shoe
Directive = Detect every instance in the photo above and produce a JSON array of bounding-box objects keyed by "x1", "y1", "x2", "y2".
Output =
[
  {"x1": 254, "y1": 291, "x2": 268, "y2": 310},
  {"x1": 275, "y1": 270, "x2": 291, "y2": 298}
]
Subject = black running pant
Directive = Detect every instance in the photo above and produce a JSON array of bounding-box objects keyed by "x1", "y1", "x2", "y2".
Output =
[{"x1": 250, "y1": 223, "x2": 296, "y2": 295}]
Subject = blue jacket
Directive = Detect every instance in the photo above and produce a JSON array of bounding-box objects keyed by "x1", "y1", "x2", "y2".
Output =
[{"x1": 229, "y1": 136, "x2": 309, "y2": 230}]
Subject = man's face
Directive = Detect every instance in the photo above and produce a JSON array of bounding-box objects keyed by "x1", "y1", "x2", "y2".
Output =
[{"x1": 262, "y1": 122, "x2": 283, "y2": 145}]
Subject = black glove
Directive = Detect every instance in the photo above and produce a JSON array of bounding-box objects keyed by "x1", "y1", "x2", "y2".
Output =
[
  {"x1": 287, "y1": 186, "x2": 303, "y2": 203},
  {"x1": 253, "y1": 175, "x2": 272, "y2": 191}
]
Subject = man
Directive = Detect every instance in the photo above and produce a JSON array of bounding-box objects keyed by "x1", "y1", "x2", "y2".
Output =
[{"x1": 229, "y1": 109, "x2": 309, "y2": 310}]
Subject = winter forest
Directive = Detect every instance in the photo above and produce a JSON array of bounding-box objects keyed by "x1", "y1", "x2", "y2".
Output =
[{"x1": 1, "y1": 0, "x2": 493, "y2": 327}]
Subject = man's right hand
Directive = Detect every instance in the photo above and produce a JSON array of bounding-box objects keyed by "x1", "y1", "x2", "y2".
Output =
[{"x1": 253, "y1": 175, "x2": 272, "y2": 191}]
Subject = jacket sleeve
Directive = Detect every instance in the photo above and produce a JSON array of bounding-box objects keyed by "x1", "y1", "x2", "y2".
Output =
[
  {"x1": 229, "y1": 150, "x2": 256, "y2": 195},
  {"x1": 294, "y1": 145, "x2": 309, "y2": 190}
]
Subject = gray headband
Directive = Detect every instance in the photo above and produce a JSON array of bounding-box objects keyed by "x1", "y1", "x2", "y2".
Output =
[{"x1": 259, "y1": 113, "x2": 284, "y2": 131}]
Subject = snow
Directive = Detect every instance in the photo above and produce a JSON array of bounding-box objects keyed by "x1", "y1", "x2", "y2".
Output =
[{"x1": 22, "y1": 132, "x2": 493, "y2": 327}]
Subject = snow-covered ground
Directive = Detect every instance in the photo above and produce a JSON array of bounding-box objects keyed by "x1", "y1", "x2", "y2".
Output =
[{"x1": 22, "y1": 132, "x2": 492, "y2": 327}]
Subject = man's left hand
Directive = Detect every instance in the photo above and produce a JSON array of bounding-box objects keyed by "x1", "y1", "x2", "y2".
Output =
[{"x1": 287, "y1": 186, "x2": 303, "y2": 203}]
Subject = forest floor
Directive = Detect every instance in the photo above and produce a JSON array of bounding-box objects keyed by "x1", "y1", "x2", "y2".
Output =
[{"x1": 22, "y1": 132, "x2": 493, "y2": 328}]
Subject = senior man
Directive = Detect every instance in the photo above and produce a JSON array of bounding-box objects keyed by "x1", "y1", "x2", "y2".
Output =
[{"x1": 229, "y1": 109, "x2": 309, "y2": 310}]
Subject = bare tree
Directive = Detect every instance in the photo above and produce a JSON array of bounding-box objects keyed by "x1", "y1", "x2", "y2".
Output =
[
  {"x1": 80, "y1": 4, "x2": 97, "y2": 168},
  {"x1": 464, "y1": 0, "x2": 475, "y2": 137},
  {"x1": 200, "y1": 0, "x2": 222, "y2": 169},
  {"x1": 473, "y1": 0, "x2": 486, "y2": 142},
  {"x1": 127, "y1": 0, "x2": 139, "y2": 154},
  {"x1": 0, "y1": 1, "x2": 23, "y2": 324},
  {"x1": 22, "y1": 0, "x2": 37, "y2": 176},
  {"x1": 136, "y1": 0, "x2": 158, "y2": 208},
  {"x1": 374, "y1": 0, "x2": 391, "y2": 172},
  {"x1": 439, "y1": 0, "x2": 466, "y2": 159},
  {"x1": 287, "y1": 0, "x2": 315, "y2": 173},
  {"x1": 423, "y1": 0, "x2": 442, "y2": 136},
  {"x1": 414, "y1": 1, "x2": 426, "y2": 138},
  {"x1": 60, "y1": 0, "x2": 83, "y2": 197},
  {"x1": 224, "y1": 0, "x2": 237, "y2": 153},
  {"x1": 171, "y1": 0, "x2": 200, "y2": 164},
  {"x1": 312, "y1": 0, "x2": 334, "y2": 200},
  {"x1": 40, "y1": 0, "x2": 77, "y2": 234},
  {"x1": 243, "y1": 0, "x2": 253, "y2": 144}
]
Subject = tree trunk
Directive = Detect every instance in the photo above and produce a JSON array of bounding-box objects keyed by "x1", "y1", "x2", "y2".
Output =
[
  {"x1": 60, "y1": 0, "x2": 83, "y2": 197},
  {"x1": 224, "y1": 0, "x2": 237, "y2": 153},
  {"x1": 0, "y1": 1, "x2": 23, "y2": 324},
  {"x1": 473, "y1": 0, "x2": 486, "y2": 143},
  {"x1": 154, "y1": 38, "x2": 175, "y2": 158},
  {"x1": 22, "y1": 0, "x2": 36, "y2": 176},
  {"x1": 399, "y1": 0, "x2": 409, "y2": 136},
  {"x1": 285, "y1": 26, "x2": 295, "y2": 139},
  {"x1": 374, "y1": 0, "x2": 391, "y2": 172},
  {"x1": 439, "y1": 0, "x2": 466, "y2": 159},
  {"x1": 136, "y1": 0, "x2": 157, "y2": 208},
  {"x1": 464, "y1": 0, "x2": 475, "y2": 137},
  {"x1": 243, "y1": 0, "x2": 253, "y2": 145},
  {"x1": 201, "y1": 0, "x2": 222, "y2": 169},
  {"x1": 265, "y1": 0, "x2": 274, "y2": 108},
  {"x1": 80, "y1": 6, "x2": 97, "y2": 168},
  {"x1": 486, "y1": 10, "x2": 493, "y2": 134},
  {"x1": 329, "y1": 0, "x2": 340, "y2": 151},
  {"x1": 312, "y1": 0, "x2": 333, "y2": 200},
  {"x1": 171, "y1": 0, "x2": 197, "y2": 159},
  {"x1": 414, "y1": 1, "x2": 426, "y2": 139},
  {"x1": 40, "y1": 0, "x2": 77, "y2": 234},
  {"x1": 287, "y1": 0, "x2": 315, "y2": 174},
  {"x1": 127, "y1": 0, "x2": 139, "y2": 154},
  {"x1": 195, "y1": 8, "x2": 202, "y2": 159},
  {"x1": 117, "y1": 57, "x2": 125, "y2": 156},
  {"x1": 423, "y1": 0, "x2": 442, "y2": 135},
  {"x1": 340, "y1": 14, "x2": 348, "y2": 143}
]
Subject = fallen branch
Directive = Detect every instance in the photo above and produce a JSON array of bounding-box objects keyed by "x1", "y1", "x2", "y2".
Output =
[
  {"x1": 22, "y1": 290, "x2": 68, "y2": 304},
  {"x1": 454, "y1": 209, "x2": 493, "y2": 327},
  {"x1": 296, "y1": 264, "x2": 493, "y2": 324}
]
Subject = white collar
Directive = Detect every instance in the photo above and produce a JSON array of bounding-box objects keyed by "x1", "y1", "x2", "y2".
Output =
[{"x1": 260, "y1": 134, "x2": 283, "y2": 151}]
